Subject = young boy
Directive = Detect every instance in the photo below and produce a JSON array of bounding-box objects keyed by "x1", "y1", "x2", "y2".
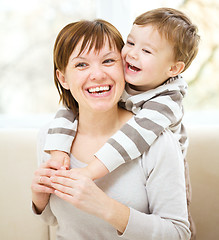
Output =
[{"x1": 45, "y1": 8, "x2": 199, "y2": 238}]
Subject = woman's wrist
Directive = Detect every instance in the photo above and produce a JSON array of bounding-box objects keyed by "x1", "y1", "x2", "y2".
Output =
[
  {"x1": 104, "y1": 198, "x2": 130, "y2": 234},
  {"x1": 32, "y1": 192, "x2": 50, "y2": 214}
]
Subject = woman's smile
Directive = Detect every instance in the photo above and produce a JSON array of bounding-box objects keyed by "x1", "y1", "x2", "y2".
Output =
[{"x1": 86, "y1": 84, "x2": 112, "y2": 96}]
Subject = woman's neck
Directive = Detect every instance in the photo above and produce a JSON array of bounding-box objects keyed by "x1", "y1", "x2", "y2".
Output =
[
  {"x1": 77, "y1": 106, "x2": 131, "y2": 138},
  {"x1": 71, "y1": 106, "x2": 133, "y2": 163}
]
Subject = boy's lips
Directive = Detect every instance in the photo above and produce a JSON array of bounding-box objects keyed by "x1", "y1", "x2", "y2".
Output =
[{"x1": 126, "y1": 62, "x2": 141, "y2": 72}]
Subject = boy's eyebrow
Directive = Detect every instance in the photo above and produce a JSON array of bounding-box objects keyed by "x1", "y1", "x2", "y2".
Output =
[
  {"x1": 145, "y1": 42, "x2": 158, "y2": 52},
  {"x1": 127, "y1": 33, "x2": 133, "y2": 39},
  {"x1": 126, "y1": 33, "x2": 158, "y2": 52}
]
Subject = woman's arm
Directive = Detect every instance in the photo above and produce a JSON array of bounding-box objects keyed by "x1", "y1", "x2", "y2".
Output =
[{"x1": 121, "y1": 129, "x2": 191, "y2": 240}]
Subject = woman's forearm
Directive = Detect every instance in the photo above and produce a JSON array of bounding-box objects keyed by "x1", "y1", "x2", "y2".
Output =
[
  {"x1": 32, "y1": 192, "x2": 50, "y2": 214},
  {"x1": 104, "y1": 198, "x2": 130, "y2": 234}
]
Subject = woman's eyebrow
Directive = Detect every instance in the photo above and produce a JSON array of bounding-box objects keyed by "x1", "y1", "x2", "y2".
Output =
[
  {"x1": 70, "y1": 56, "x2": 86, "y2": 62},
  {"x1": 71, "y1": 51, "x2": 117, "y2": 61},
  {"x1": 103, "y1": 51, "x2": 117, "y2": 58}
]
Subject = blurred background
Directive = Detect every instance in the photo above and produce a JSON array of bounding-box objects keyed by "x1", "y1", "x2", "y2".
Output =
[{"x1": 0, "y1": 0, "x2": 219, "y2": 128}]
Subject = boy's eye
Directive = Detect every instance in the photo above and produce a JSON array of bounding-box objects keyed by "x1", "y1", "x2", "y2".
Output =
[
  {"x1": 75, "y1": 62, "x2": 88, "y2": 68},
  {"x1": 127, "y1": 40, "x2": 134, "y2": 46},
  {"x1": 103, "y1": 59, "x2": 115, "y2": 64},
  {"x1": 143, "y1": 49, "x2": 151, "y2": 54}
]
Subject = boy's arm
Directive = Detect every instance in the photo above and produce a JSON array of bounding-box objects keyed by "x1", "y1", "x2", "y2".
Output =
[
  {"x1": 44, "y1": 107, "x2": 77, "y2": 154},
  {"x1": 70, "y1": 156, "x2": 109, "y2": 180},
  {"x1": 95, "y1": 82, "x2": 186, "y2": 172}
]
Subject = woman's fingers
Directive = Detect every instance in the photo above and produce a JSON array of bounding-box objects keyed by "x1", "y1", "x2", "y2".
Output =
[
  {"x1": 32, "y1": 183, "x2": 55, "y2": 194},
  {"x1": 54, "y1": 168, "x2": 86, "y2": 180},
  {"x1": 53, "y1": 188, "x2": 73, "y2": 203},
  {"x1": 51, "y1": 176, "x2": 74, "y2": 194},
  {"x1": 32, "y1": 166, "x2": 57, "y2": 195},
  {"x1": 38, "y1": 175, "x2": 53, "y2": 187},
  {"x1": 31, "y1": 175, "x2": 55, "y2": 194}
]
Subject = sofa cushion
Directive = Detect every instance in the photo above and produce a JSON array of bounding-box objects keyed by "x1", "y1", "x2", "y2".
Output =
[{"x1": 0, "y1": 128, "x2": 49, "y2": 240}]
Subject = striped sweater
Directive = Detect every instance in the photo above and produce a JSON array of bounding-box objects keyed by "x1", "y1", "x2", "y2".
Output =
[{"x1": 44, "y1": 74, "x2": 188, "y2": 172}]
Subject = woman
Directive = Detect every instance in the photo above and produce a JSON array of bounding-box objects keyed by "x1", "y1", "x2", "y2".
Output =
[{"x1": 31, "y1": 19, "x2": 190, "y2": 239}]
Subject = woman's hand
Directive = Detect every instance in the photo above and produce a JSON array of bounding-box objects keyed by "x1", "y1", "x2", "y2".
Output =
[
  {"x1": 51, "y1": 170, "x2": 110, "y2": 216},
  {"x1": 50, "y1": 170, "x2": 130, "y2": 233},
  {"x1": 31, "y1": 159, "x2": 62, "y2": 214}
]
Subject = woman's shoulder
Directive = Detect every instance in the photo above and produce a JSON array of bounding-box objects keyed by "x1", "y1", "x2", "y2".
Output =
[
  {"x1": 147, "y1": 128, "x2": 182, "y2": 154},
  {"x1": 141, "y1": 129, "x2": 184, "y2": 174}
]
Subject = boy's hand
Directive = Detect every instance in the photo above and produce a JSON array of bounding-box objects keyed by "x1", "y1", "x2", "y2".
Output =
[
  {"x1": 69, "y1": 167, "x2": 93, "y2": 179},
  {"x1": 50, "y1": 150, "x2": 70, "y2": 170}
]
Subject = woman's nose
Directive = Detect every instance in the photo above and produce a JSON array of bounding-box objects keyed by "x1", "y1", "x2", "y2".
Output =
[{"x1": 89, "y1": 67, "x2": 106, "y2": 81}]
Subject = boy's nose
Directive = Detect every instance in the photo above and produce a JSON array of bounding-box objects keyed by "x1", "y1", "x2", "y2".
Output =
[{"x1": 128, "y1": 48, "x2": 138, "y2": 60}]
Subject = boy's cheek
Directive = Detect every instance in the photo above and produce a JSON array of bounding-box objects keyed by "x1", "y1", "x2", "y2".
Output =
[
  {"x1": 121, "y1": 51, "x2": 126, "y2": 67},
  {"x1": 121, "y1": 46, "x2": 127, "y2": 59}
]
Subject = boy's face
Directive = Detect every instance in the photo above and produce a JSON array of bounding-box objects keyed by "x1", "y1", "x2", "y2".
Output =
[{"x1": 122, "y1": 24, "x2": 176, "y2": 91}]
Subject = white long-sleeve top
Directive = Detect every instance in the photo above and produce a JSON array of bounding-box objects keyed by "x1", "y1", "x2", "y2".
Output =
[{"x1": 34, "y1": 125, "x2": 191, "y2": 240}]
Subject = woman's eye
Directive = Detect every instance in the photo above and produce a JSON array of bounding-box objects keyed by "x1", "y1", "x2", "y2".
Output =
[
  {"x1": 103, "y1": 59, "x2": 115, "y2": 64},
  {"x1": 75, "y1": 62, "x2": 87, "y2": 68}
]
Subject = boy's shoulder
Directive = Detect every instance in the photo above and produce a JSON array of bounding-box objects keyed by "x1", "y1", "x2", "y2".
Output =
[{"x1": 123, "y1": 75, "x2": 187, "y2": 102}]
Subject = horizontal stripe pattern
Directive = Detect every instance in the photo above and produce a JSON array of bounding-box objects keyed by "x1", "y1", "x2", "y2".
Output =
[
  {"x1": 45, "y1": 75, "x2": 188, "y2": 171},
  {"x1": 48, "y1": 127, "x2": 76, "y2": 137}
]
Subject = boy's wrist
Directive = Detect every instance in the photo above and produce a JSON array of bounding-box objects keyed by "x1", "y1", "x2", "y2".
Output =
[
  {"x1": 50, "y1": 150, "x2": 70, "y2": 170},
  {"x1": 87, "y1": 157, "x2": 109, "y2": 180}
]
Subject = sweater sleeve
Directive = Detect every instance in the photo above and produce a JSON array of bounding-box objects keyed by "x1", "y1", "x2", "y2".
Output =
[
  {"x1": 119, "y1": 129, "x2": 191, "y2": 240},
  {"x1": 32, "y1": 201, "x2": 58, "y2": 226},
  {"x1": 43, "y1": 107, "x2": 77, "y2": 154},
  {"x1": 95, "y1": 76, "x2": 186, "y2": 172}
]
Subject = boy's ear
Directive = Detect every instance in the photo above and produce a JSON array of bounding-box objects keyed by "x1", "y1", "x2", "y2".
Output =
[
  {"x1": 168, "y1": 61, "x2": 185, "y2": 77},
  {"x1": 56, "y1": 69, "x2": 70, "y2": 90}
]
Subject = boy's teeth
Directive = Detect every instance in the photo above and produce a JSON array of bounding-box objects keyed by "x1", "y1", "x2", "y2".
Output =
[
  {"x1": 128, "y1": 64, "x2": 140, "y2": 72},
  {"x1": 88, "y1": 86, "x2": 110, "y2": 93}
]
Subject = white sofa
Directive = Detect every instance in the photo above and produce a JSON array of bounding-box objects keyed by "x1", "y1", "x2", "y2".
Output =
[{"x1": 0, "y1": 125, "x2": 219, "y2": 240}]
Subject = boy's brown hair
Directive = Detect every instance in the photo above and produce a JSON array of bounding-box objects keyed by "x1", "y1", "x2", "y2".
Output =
[
  {"x1": 53, "y1": 19, "x2": 124, "y2": 114},
  {"x1": 134, "y1": 7, "x2": 200, "y2": 72}
]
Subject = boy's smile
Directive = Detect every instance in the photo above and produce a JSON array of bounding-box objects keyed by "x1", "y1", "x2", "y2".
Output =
[{"x1": 126, "y1": 62, "x2": 141, "y2": 73}]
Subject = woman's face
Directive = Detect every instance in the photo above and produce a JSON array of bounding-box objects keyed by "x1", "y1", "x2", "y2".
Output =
[{"x1": 57, "y1": 39, "x2": 125, "y2": 114}]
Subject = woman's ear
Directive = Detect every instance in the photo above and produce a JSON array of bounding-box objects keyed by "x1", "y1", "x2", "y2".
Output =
[
  {"x1": 56, "y1": 69, "x2": 70, "y2": 90},
  {"x1": 168, "y1": 61, "x2": 185, "y2": 77}
]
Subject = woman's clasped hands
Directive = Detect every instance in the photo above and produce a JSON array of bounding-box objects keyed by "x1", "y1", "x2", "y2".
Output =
[
  {"x1": 32, "y1": 157, "x2": 112, "y2": 219},
  {"x1": 50, "y1": 169, "x2": 112, "y2": 219}
]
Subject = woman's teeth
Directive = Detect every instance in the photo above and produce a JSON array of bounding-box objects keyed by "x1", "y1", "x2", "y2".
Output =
[{"x1": 88, "y1": 86, "x2": 110, "y2": 94}]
